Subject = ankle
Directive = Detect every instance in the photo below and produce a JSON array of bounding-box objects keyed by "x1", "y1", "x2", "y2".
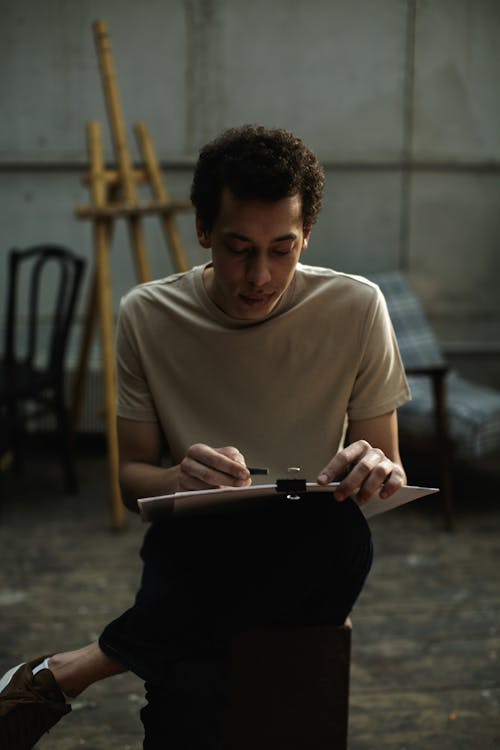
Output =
[{"x1": 47, "y1": 654, "x2": 83, "y2": 698}]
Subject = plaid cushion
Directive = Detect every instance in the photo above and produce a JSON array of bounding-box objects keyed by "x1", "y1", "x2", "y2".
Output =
[
  {"x1": 401, "y1": 372, "x2": 500, "y2": 459},
  {"x1": 367, "y1": 271, "x2": 445, "y2": 370},
  {"x1": 367, "y1": 271, "x2": 500, "y2": 460}
]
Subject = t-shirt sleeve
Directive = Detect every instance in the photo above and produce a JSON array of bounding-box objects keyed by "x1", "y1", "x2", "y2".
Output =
[
  {"x1": 116, "y1": 295, "x2": 158, "y2": 422},
  {"x1": 347, "y1": 284, "x2": 411, "y2": 421}
]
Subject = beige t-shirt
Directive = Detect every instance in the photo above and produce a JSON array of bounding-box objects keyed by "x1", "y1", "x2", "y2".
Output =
[{"x1": 116, "y1": 263, "x2": 410, "y2": 483}]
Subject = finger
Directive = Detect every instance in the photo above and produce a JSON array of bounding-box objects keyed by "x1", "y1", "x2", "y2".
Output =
[
  {"x1": 378, "y1": 466, "x2": 405, "y2": 499},
  {"x1": 336, "y1": 451, "x2": 406, "y2": 503},
  {"x1": 351, "y1": 457, "x2": 396, "y2": 504},
  {"x1": 181, "y1": 444, "x2": 250, "y2": 490},
  {"x1": 355, "y1": 463, "x2": 405, "y2": 505},
  {"x1": 189, "y1": 443, "x2": 248, "y2": 477},
  {"x1": 317, "y1": 440, "x2": 371, "y2": 485},
  {"x1": 334, "y1": 447, "x2": 386, "y2": 501},
  {"x1": 179, "y1": 456, "x2": 250, "y2": 490},
  {"x1": 216, "y1": 446, "x2": 247, "y2": 467},
  {"x1": 213, "y1": 446, "x2": 252, "y2": 482},
  {"x1": 334, "y1": 447, "x2": 385, "y2": 500}
]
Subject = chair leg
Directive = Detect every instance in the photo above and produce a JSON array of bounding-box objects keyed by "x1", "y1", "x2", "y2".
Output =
[
  {"x1": 0, "y1": 415, "x2": 14, "y2": 476},
  {"x1": 433, "y1": 374, "x2": 454, "y2": 530},
  {"x1": 439, "y1": 442, "x2": 454, "y2": 531},
  {"x1": 54, "y1": 390, "x2": 78, "y2": 494},
  {"x1": 6, "y1": 403, "x2": 25, "y2": 475}
]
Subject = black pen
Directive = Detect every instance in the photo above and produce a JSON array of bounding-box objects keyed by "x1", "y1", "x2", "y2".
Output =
[{"x1": 248, "y1": 466, "x2": 269, "y2": 476}]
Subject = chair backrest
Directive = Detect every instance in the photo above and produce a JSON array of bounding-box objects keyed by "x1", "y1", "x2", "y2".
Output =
[
  {"x1": 366, "y1": 270, "x2": 446, "y2": 372},
  {"x1": 3, "y1": 244, "x2": 86, "y2": 377}
]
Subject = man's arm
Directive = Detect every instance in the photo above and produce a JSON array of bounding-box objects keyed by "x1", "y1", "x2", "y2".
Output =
[
  {"x1": 117, "y1": 417, "x2": 252, "y2": 513},
  {"x1": 118, "y1": 418, "x2": 177, "y2": 513},
  {"x1": 317, "y1": 410, "x2": 407, "y2": 504}
]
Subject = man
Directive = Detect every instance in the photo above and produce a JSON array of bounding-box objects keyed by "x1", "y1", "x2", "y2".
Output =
[{"x1": 0, "y1": 125, "x2": 410, "y2": 749}]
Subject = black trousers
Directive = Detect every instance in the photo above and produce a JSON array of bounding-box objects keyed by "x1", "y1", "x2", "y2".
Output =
[{"x1": 99, "y1": 494, "x2": 373, "y2": 749}]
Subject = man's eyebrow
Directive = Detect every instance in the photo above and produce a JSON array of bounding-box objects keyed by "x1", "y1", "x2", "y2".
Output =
[{"x1": 223, "y1": 231, "x2": 298, "y2": 242}]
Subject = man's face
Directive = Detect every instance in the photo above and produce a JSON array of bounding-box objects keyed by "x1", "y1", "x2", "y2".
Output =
[{"x1": 199, "y1": 188, "x2": 310, "y2": 321}]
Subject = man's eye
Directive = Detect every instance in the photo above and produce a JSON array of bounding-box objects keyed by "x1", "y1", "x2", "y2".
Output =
[
  {"x1": 228, "y1": 245, "x2": 251, "y2": 254},
  {"x1": 273, "y1": 247, "x2": 293, "y2": 255}
]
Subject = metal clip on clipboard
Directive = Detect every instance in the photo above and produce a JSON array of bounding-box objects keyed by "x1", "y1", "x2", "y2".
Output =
[{"x1": 276, "y1": 467, "x2": 306, "y2": 500}]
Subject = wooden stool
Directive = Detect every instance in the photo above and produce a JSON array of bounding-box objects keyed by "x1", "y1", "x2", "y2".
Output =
[{"x1": 224, "y1": 621, "x2": 352, "y2": 750}]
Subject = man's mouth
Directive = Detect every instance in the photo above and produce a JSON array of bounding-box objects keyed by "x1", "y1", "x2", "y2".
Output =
[{"x1": 239, "y1": 292, "x2": 275, "y2": 306}]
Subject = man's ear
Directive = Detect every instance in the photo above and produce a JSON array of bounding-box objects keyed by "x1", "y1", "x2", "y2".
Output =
[
  {"x1": 301, "y1": 229, "x2": 312, "y2": 252},
  {"x1": 196, "y1": 216, "x2": 211, "y2": 248}
]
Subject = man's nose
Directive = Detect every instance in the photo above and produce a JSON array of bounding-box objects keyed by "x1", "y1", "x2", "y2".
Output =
[{"x1": 246, "y1": 254, "x2": 271, "y2": 286}]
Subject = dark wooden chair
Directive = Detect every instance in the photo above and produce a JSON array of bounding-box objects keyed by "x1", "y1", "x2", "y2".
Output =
[
  {"x1": 224, "y1": 622, "x2": 352, "y2": 750},
  {"x1": 0, "y1": 244, "x2": 86, "y2": 493},
  {"x1": 368, "y1": 271, "x2": 500, "y2": 529},
  {"x1": 0, "y1": 413, "x2": 13, "y2": 497}
]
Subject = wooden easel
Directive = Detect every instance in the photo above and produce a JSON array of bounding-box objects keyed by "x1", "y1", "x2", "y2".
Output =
[{"x1": 73, "y1": 20, "x2": 192, "y2": 529}]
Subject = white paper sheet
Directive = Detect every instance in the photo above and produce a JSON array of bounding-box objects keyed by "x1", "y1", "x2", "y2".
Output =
[{"x1": 137, "y1": 482, "x2": 439, "y2": 522}]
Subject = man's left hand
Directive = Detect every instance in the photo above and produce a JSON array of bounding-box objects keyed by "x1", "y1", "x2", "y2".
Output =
[{"x1": 317, "y1": 439, "x2": 406, "y2": 503}]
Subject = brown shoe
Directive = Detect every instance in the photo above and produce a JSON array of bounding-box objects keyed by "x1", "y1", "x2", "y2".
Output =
[{"x1": 0, "y1": 656, "x2": 71, "y2": 749}]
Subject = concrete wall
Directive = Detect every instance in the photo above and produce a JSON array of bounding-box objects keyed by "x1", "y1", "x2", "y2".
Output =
[{"x1": 1, "y1": 0, "x2": 499, "y2": 390}]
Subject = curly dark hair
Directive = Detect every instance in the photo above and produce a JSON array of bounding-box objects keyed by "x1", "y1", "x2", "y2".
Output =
[{"x1": 190, "y1": 125, "x2": 325, "y2": 232}]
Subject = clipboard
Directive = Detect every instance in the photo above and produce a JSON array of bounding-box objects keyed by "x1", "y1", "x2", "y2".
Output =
[{"x1": 137, "y1": 481, "x2": 439, "y2": 522}]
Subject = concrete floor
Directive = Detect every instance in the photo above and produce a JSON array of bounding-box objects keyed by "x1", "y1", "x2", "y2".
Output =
[{"x1": 1, "y1": 438, "x2": 499, "y2": 749}]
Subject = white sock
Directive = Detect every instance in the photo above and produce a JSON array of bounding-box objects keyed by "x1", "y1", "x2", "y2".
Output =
[
  {"x1": 32, "y1": 658, "x2": 50, "y2": 675},
  {"x1": 32, "y1": 658, "x2": 73, "y2": 703}
]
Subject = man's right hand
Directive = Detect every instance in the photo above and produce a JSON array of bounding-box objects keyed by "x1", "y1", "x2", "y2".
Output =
[{"x1": 177, "y1": 443, "x2": 252, "y2": 492}]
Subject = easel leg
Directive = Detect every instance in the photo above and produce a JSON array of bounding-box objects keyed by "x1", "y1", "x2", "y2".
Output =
[
  {"x1": 134, "y1": 122, "x2": 190, "y2": 273},
  {"x1": 94, "y1": 218, "x2": 126, "y2": 530},
  {"x1": 128, "y1": 216, "x2": 152, "y2": 283}
]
